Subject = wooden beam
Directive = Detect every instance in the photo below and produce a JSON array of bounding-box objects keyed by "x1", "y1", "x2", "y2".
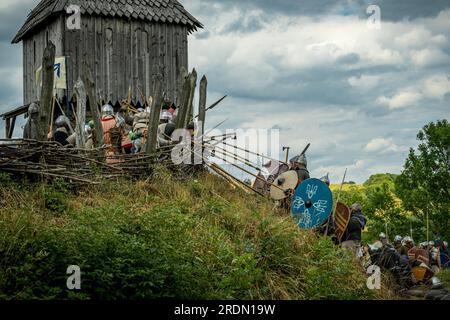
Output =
[
  {"x1": 176, "y1": 72, "x2": 190, "y2": 129},
  {"x1": 83, "y1": 60, "x2": 104, "y2": 148},
  {"x1": 5, "y1": 118, "x2": 10, "y2": 139},
  {"x1": 73, "y1": 78, "x2": 87, "y2": 148},
  {"x1": 198, "y1": 75, "x2": 207, "y2": 137},
  {"x1": 8, "y1": 116, "x2": 16, "y2": 139},
  {"x1": 145, "y1": 75, "x2": 163, "y2": 154},
  {"x1": 38, "y1": 41, "x2": 56, "y2": 141},
  {"x1": 184, "y1": 68, "x2": 197, "y2": 128}
]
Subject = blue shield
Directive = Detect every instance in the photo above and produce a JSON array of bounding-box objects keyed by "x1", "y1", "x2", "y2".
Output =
[{"x1": 291, "y1": 178, "x2": 333, "y2": 229}]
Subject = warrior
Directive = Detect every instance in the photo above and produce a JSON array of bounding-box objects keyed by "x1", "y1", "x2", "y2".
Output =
[
  {"x1": 23, "y1": 103, "x2": 40, "y2": 140},
  {"x1": 320, "y1": 173, "x2": 331, "y2": 186},
  {"x1": 101, "y1": 104, "x2": 124, "y2": 161},
  {"x1": 53, "y1": 115, "x2": 71, "y2": 146},
  {"x1": 157, "y1": 110, "x2": 176, "y2": 147},
  {"x1": 341, "y1": 203, "x2": 367, "y2": 255},
  {"x1": 289, "y1": 154, "x2": 310, "y2": 187}
]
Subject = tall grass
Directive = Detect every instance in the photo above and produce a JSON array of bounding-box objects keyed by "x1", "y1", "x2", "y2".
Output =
[{"x1": 0, "y1": 169, "x2": 394, "y2": 300}]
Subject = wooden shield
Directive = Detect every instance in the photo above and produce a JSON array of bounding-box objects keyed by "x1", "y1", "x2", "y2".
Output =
[
  {"x1": 408, "y1": 248, "x2": 430, "y2": 266},
  {"x1": 270, "y1": 170, "x2": 298, "y2": 200},
  {"x1": 334, "y1": 202, "x2": 351, "y2": 243}
]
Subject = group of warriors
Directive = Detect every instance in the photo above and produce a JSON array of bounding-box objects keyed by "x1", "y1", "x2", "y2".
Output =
[
  {"x1": 251, "y1": 154, "x2": 449, "y2": 297},
  {"x1": 22, "y1": 99, "x2": 192, "y2": 164}
]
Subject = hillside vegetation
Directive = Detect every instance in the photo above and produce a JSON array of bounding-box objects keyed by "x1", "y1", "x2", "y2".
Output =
[{"x1": 0, "y1": 169, "x2": 394, "y2": 300}]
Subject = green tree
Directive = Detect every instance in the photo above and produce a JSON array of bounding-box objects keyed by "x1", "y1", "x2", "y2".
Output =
[{"x1": 395, "y1": 119, "x2": 450, "y2": 241}]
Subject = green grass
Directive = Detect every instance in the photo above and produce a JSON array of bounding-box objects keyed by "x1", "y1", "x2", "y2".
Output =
[
  {"x1": 0, "y1": 169, "x2": 394, "y2": 300},
  {"x1": 439, "y1": 269, "x2": 450, "y2": 290}
]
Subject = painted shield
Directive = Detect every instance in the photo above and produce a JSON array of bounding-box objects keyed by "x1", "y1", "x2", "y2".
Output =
[
  {"x1": 334, "y1": 202, "x2": 351, "y2": 243},
  {"x1": 291, "y1": 178, "x2": 333, "y2": 229},
  {"x1": 270, "y1": 170, "x2": 298, "y2": 200}
]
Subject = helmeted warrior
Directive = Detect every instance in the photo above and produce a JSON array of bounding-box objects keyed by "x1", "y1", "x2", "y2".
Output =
[
  {"x1": 23, "y1": 103, "x2": 40, "y2": 140},
  {"x1": 289, "y1": 154, "x2": 310, "y2": 187},
  {"x1": 341, "y1": 203, "x2": 367, "y2": 255},
  {"x1": 53, "y1": 115, "x2": 71, "y2": 146},
  {"x1": 320, "y1": 173, "x2": 331, "y2": 186}
]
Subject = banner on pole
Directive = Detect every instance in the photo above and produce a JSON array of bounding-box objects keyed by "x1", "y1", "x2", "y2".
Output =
[{"x1": 35, "y1": 56, "x2": 67, "y2": 90}]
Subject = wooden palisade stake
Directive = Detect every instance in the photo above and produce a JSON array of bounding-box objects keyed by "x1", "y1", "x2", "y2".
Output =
[
  {"x1": 73, "y1": 78, "x2": 87, "y2": 149},
  {"x1": 83, "y1": 60, "x2": 104, "y2": 147},
  {"x1": 38, "y1": 41, "x2": 56, "y2": 141},
  {"x1": 198, "y1": 75, "x2": 207, "y2": 139},
  {"x1": 145, "y1": 74, "x2": 163, "y2": 154}
]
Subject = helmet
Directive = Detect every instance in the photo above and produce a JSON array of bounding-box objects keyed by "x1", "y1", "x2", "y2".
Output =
[
  {"x1": 55, "y1": 115, "x2": 69, "y2": 128},
  {"x1": 350, "y1": 203, "x2": 362, "y2": 213},
  {"x1": 394, "y1": 235, "x2": 402, "y2": 243},
  {"x1": 102, "y1": 104, "x2": 114, "y2": 117},
  {"x1": 84, "y1": 124, "x2": 92, "y2": 135},
  {"x1": 379, "y1": 232, "x2": 386, "y2": 239},
  {"x1": 320, "y1": 173, "x2": 330, "y2": 186},
  {"x1": 402, "y1": 236, "x2": 414, "y2": 247},
  {"x1": 88, "y1": 120, "x2": 95, "y2": 129},
  {"x1": 137, "y1": 108, "x2": 145, "y2": 113},
  {"x1": 428, "y1": 241, "x2": 434, "y2": 247},
  {"x1": 290, "y1": 154, "x2": 307, "y2": 167},
  {"x1": 28, "y1": 103, "x2": 39, "y2": 115},
  {"x1": 160, "y1": 110, "x2": 172, "y2": 122}
]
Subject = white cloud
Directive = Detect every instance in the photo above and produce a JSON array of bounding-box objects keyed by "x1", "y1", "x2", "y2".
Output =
[
  {"x1": 423, "y1": 74, "x2": 450, "y2": 99},
  {"x1": 348, "y1": 75, "x2": 381, "y2": 89},
  {"x1": 376, "y1": 90, "x2": 422, "y2": 109},
  {"x1": 365, "y1": 138, "x2": 407, "y2": 154},
  {"x1": 411, "y1": 48, "x2": 450, "y2": 67}
]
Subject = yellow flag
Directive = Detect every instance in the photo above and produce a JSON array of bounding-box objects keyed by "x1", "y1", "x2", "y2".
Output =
[{"x1": 35, "y1": 56, "x2": 67, "y2": 90}]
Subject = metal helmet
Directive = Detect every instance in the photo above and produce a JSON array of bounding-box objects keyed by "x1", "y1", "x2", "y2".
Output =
[
  {"x1": 320, "y1": 173, "x2": 330, "y2": 186},
  {"x1": 290, "y1": 154, "x2": 307, "y2": 167},
  {"x1": 55, "y1": 115, "x2": 69, "y2": 128},
  {"x1": 394, "y1": 235, "x2": 402, "y2": 243},
  {"x1": 102, "y1": 104, "x2": 114, "y2": 117},
  {"x1": 84, "y1": 124, "x2": 92, "y2": 135},
  {"x1": 350, "y1": 203, "x2": 362, "y2": 213},
  {"x1": 402, "y1": 236, "x2": 414, "y2": 247},
  {"x1": 28, "y1": 103, "x2": 39, "y2": 115},
  {"x1": 160, "y1": 110, "x2": 172, "y2": 122},
  {"x1": 379, "y1": 232, "x2": 386, "y2": 239},
  {"x1": 428, "y1": 241, "x2": 434, "y2": 247},
  {"x1": 137, "y1": 108, "x2": 145, "y2": 113}
]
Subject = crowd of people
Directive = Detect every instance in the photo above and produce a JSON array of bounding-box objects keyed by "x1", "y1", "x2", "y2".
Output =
[{"x1": 24, "y1": 100, "x2": 185, "y2": 163}]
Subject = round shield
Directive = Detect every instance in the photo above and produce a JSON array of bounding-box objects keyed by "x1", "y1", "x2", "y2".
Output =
[
  {"x1": 270, "y1": 170, "x2": 298, "y2": 200},
  {"x1": 291, "y1": 178, "x2": 333, "y2": 229}
]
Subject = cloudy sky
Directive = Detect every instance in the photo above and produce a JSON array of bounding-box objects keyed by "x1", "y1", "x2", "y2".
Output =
[{"x1": 1, "y1": 0, "x2": 449, "y2": 183}]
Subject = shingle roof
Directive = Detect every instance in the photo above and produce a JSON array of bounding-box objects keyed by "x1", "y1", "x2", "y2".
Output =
[{"x1": 12, "y1": 0, "x2": 202, "y2": 43}]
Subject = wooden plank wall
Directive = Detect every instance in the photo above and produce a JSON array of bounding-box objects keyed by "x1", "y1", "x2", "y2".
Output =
[
  {"x1": 63, "y1": 15, "x2": 189, "y2": 105},
  {"x1": 22, "y1": 16, "x2": 64, "y2": 105}
]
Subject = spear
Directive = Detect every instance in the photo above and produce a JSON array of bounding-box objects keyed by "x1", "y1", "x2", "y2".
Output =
[{"x1": 194, "y1": 95, "x2": 227, "y2": 119}]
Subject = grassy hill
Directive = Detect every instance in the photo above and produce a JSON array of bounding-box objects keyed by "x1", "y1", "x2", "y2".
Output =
[{"x1": 0, "y1": 169, "x2": 395, "y2": 300}]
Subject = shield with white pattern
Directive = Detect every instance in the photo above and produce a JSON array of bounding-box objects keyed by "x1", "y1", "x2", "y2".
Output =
[{"x1": 291, "y1": 178, "x2": 333, "y2": 229}]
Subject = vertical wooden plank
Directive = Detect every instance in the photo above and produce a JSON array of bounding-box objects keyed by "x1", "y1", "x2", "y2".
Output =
[
  {"x1": 143, "y1": 27, "x2": 150, "y2": 99},
  {"x1": 8, "y1": 116, "x2": 17, "y2": 139},
  {"x1": 185, "y1": 69, "x2": 197, "y2": 127},
  {"x1": 83, "y1": 61, "x2": 104, "y2": 148},
  {"x1": 198, "y1": 75, "x2": 207, "y2": 136},
  {"x1": 38, "y1": 41, "x2": 56, "y2": 141},
  {"x1": 145, "y1": 75, "x2": 163, "y2": 154},
  {"x1": 5, "y1": 118, "x2": 10, "y2": 139},
  {"x1": 73, "y1": 78, "x2": 87, "y2": 148}
]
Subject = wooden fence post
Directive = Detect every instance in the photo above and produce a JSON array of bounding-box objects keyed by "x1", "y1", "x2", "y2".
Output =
[
  {"x1": 184, "y1": 68, "x2": 197, "y2": 128},
  {"x1": 73, "y1": 78, "x2": 87, "y2": 149},
  {"x1": 38, "y1": 41, "x2": 56, "y2": 141},
  {"x1": 198, "y1": 75, "x2": 207, "y2": 138},
  {"x1": 176, "y1": 72, "x2": 191, "y2": 129},
  {"x1": 145, "y1": 75, "x2": 163, "y2": 154},
  {"x1": 83, "y1": 61, "x2": 104, "y2": 147}
]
